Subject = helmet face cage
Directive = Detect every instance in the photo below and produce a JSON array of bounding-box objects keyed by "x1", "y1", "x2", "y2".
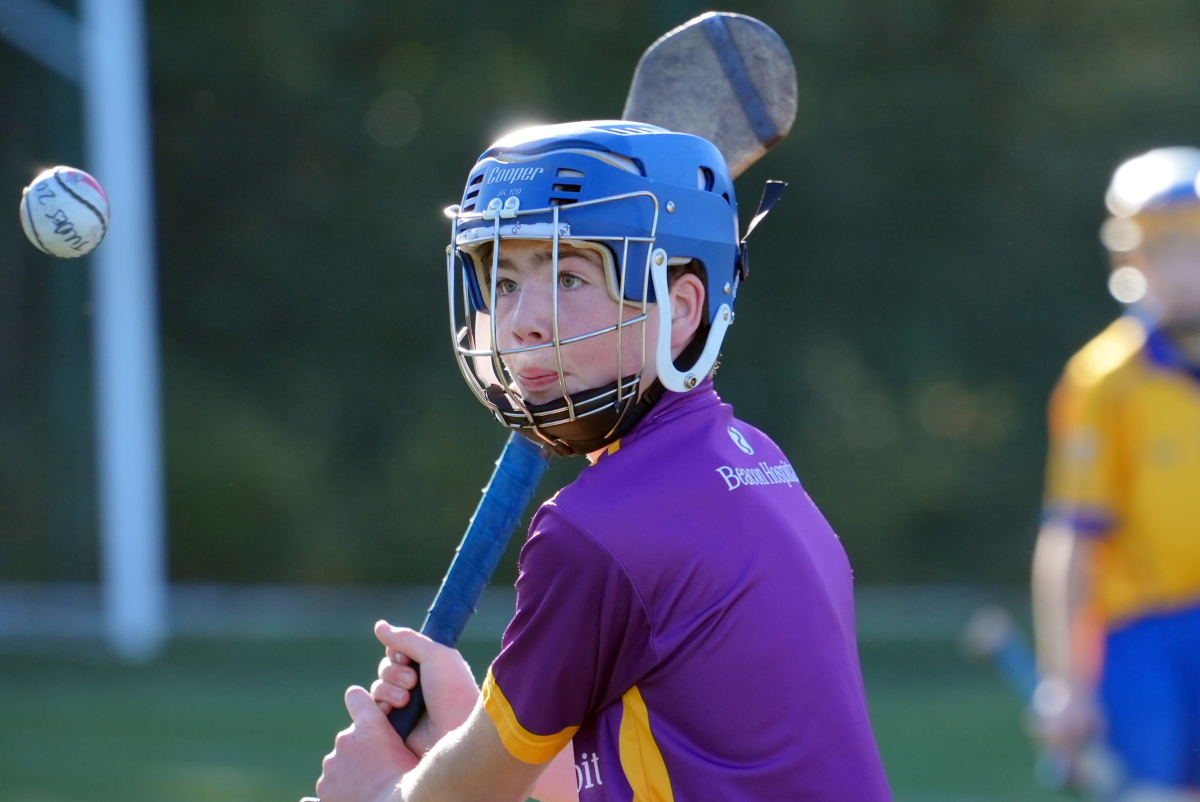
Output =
[
  {"x1": 446, "y1": 192, "x2": 659, "y2": 445},
  {"x1": 444, "y1": 122, "x2": 741, "y2": 450}
]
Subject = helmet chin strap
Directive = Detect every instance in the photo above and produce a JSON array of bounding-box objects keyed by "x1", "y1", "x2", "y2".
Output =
[{"x1": 486, "y1": 328, "x2": 712, "y2": 457}]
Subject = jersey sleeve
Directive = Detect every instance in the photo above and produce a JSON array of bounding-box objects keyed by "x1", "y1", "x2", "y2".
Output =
[
  {"x1": 1043, "y1": 372, "x2": 1120, "y2": 536},
  {"x1": 482, "y1": 502, "x2": 657, "y2": 764}
]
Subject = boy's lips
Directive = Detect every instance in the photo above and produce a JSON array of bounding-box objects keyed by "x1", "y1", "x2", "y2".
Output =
[{"x1": 516, "y1": 368, "x2": 564, "y2": 389}]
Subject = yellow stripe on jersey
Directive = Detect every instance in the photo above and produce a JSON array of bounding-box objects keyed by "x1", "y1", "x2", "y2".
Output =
[
  {"x1": 481, "y1": 668, "x2": 578, "y2": 764},
  {"x1": 619, "y1": 685, "x2": 675, "y2": 802},
  {"x1": 1045, "y1": 316, "x2": 1200, "y2": 625},
  {"x1": 588, "y1": 439, "x2": 623, "y2": 465}
]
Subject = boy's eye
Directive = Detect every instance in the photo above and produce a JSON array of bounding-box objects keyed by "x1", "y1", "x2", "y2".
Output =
[
  {"x1": 560, "y1": 273, "x2": 583, "y2": 289},
  {"x1": 498, "y1": 278, "x2": 518, "y2": 295}
]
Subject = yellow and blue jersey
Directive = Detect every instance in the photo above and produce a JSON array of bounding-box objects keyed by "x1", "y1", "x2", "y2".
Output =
[{"x1": 1044, "y1": 316, "x2": 1200, "y2": 627}]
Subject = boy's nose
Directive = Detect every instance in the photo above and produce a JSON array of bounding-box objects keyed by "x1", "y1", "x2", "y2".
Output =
[{"x1": 508, "y1": 283, "x2": 554, "y2": 344}]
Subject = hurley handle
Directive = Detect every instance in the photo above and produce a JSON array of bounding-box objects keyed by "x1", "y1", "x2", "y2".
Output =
[{"x1": 387, "y1": 432, "x2": 550, "y2": 737}]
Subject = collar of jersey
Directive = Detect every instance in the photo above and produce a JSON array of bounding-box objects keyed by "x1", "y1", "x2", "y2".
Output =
[
  {"x1": 1145, "y1": 328, "x2": 1200, "y2": 382},
  {"x1": 588, "y1": 378, "x2": 720, "y2": 466}
]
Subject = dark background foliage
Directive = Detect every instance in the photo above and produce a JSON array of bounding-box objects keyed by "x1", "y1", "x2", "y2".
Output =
[{"x1": 4, "y1": 0, "x2": 1199, "y2": 585}]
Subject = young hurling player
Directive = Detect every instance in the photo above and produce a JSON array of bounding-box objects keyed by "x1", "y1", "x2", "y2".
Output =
[
  {"x1": 1034, "y1": 147, "x2": 1200, "y2": 800},
  {"x1": 316, "y1": 121, "x2": 891, "y2": 802}
]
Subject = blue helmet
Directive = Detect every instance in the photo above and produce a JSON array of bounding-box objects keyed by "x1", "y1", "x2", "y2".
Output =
[
  {"x1": 446, "y1": 121, "x2": 745, "y2": 455},
  {"x1": 456, "y1": 121, "x2": 741, "y2": 317}
]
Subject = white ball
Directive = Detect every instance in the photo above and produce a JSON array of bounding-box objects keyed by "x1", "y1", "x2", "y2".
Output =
[{"x1": 20, "y1": 166, "x2": 111, "y2": 258}]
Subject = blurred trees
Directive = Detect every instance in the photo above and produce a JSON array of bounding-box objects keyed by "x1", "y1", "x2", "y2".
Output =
[{"x1": 4, "y1": 0, "x2": 1200, "y2": 584}]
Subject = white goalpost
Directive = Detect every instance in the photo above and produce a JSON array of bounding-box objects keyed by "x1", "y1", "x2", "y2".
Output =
[
  {"x1": 81, "y1": 0, "x2": 167, "y2": 663},
  {"x1": 0, "y1": 0, "x2": 167, "y2": 661}
]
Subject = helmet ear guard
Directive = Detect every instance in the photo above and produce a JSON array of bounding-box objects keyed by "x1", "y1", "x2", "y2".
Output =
[
  {"x1": 651, "y1": 248, "x2": 731, "y2": 392},
  {"x1": 650, "y1": 181, "x2": 786, "y2": 393}
]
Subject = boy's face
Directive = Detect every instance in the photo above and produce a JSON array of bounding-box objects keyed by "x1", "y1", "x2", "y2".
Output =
[{"x1": 486, "y1": 239, "x2": 658, "y2": 406}]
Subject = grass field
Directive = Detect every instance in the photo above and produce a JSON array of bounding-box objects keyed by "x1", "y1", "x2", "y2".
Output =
[{"x1": 0, "y1": 636, "x2": 1071, "y2": 802}]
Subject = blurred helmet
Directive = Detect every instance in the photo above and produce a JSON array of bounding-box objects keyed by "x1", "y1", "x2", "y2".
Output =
[
  {"x1": 446, "y1": 120, "x2": 742, "y2": 455},
  {"x1": 1101, "y1": 147, "x2": 1200, "y2": 306},
  {"x1": 1105, "y1": 147, "x2": 1200, "y2": 220}
]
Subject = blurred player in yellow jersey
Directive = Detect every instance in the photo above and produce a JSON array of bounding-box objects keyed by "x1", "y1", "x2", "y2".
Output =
[{"x1": 1034, "y1": 147, "x2": 1200, "y2": 801}]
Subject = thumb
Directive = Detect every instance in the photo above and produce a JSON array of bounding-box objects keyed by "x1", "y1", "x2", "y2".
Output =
[
  {"x1": 345, "y1": 685, "x2": 389, "y2": 727},
  {"x1": 375, "y1": 621, "x2": 441, "y2": 664}
]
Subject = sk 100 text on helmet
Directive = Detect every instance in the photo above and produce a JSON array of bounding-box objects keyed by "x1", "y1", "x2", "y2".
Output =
[{"x1": 446, "y1": 121, "x2": 746, "y2": 456}]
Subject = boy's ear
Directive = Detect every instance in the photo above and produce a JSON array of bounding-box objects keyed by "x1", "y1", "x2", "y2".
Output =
[{"x1": 669, "y1": 273, "x2": 706, "y2": 351}]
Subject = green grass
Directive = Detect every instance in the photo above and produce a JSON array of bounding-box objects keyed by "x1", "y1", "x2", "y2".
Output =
[
  {"x1": 0, "y1": 638, "x2": 1071, "y2": 802},
  {"x1": 861, "y1": 641, "x2": 1069, "y2": 802}
]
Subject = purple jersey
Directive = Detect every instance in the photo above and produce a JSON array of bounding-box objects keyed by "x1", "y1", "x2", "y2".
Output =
[{"x1": 482, "y1": 381, "x2": 890, "y2": 801}]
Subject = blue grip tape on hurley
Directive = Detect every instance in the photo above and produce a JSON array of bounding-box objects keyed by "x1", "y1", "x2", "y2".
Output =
[{"x1": 387, "y1": 432, "x2": 550, "y2": 737}]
